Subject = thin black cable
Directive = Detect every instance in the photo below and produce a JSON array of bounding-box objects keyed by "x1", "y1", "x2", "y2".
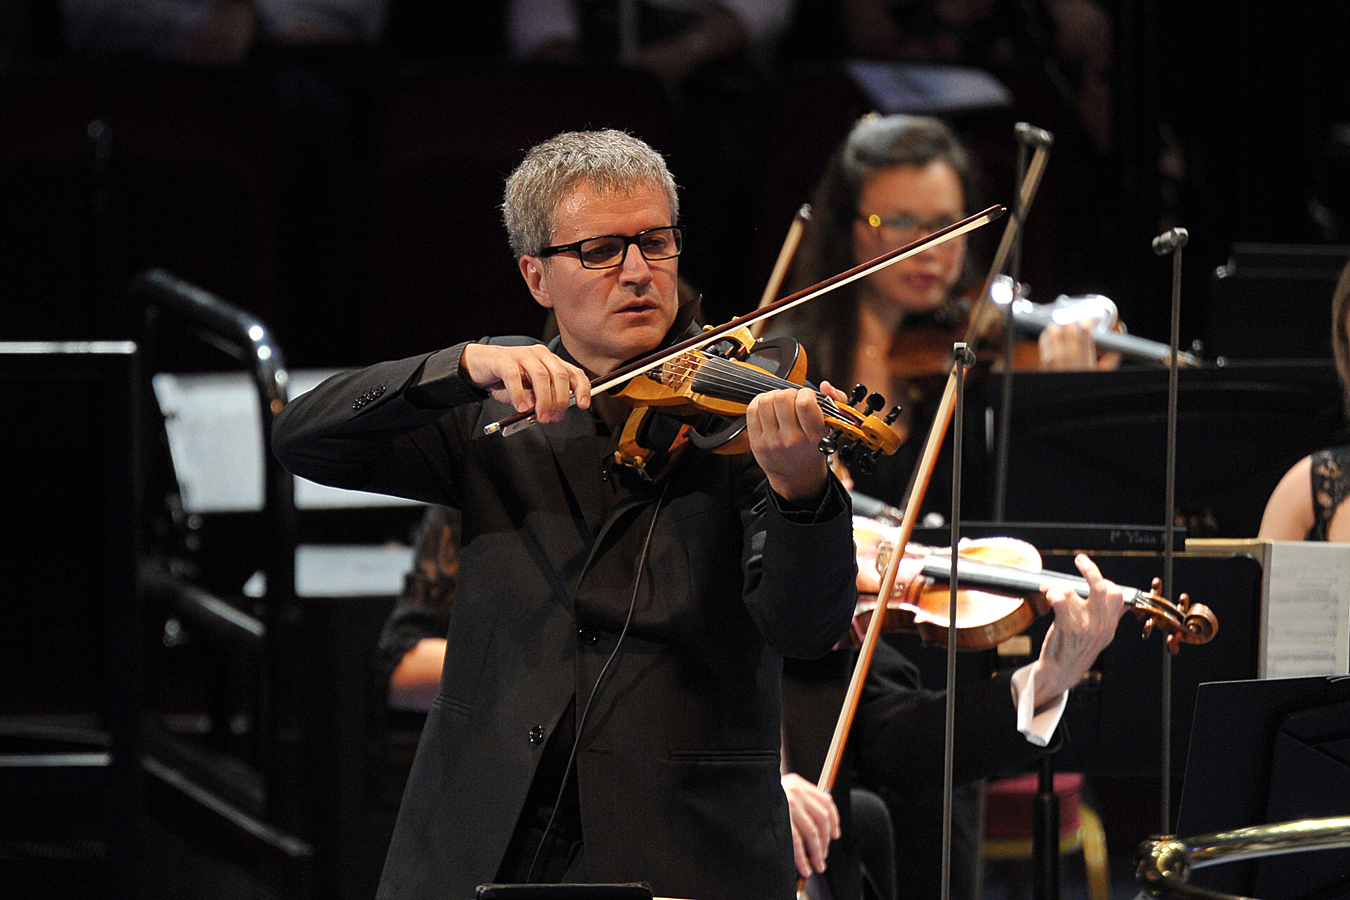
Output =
[{"x1": 525, "y1": 481, "x2": 671, "y2": 882}]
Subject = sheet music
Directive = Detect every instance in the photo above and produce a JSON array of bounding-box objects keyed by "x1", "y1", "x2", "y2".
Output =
[
  {"x1": 1259, "y1": 541, "x2": 1350, "y2": 679},
  {"x1": 295, "y1": 544, "x2": 414, "y2": 597}
]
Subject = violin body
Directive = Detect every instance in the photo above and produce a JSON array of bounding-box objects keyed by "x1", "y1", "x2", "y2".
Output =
[
  {"x1": 611, "y1": 327, "x2": 905, "y2": 476},
  {"x1": 852, "y1": 529, "x2": 1049, "y2": 650},
  {"x1": 850, "y1": 518, "x2": 1218, "y2": 653},
  {"x1": 887, "y1": 313, "x2": 1042, "y2": 387}
]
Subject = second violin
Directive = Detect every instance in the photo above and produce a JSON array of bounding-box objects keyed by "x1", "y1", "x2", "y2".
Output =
[{"x1": 851, "y1": 522, "x2": 1218, "y2": 653}]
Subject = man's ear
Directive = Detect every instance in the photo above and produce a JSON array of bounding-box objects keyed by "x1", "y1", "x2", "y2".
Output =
[{"x1": 519, "y1": 255, "x2": 554, "y2": 309}]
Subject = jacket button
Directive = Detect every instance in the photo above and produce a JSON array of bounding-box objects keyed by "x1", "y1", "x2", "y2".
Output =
[
  {"x1": 578, "y1": 627, "x2": 598, "y2": 645},
  {"x1": 528, "y1": 725, "x2": 546, "y2": 745}
]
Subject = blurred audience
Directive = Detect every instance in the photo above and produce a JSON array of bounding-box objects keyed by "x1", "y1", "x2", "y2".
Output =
[
  {"x1": 840, "y1": 0, "x2": 1112, "y2": 153},
  {"x1": 60, "y1": 0, "x2": 387, "y2": 63}
]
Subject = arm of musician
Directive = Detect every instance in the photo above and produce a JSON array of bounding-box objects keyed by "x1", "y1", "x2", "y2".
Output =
[
  {"x1": 1011, "y1": 554, "x2": 1126, "y2": 745},
  {"x1": 746, "y1": 382, "x2": 847, "y2": 505},
  {"x1": 782, "y1": 772, "x2": 841, "y2": 879},
  {"x1": 1038, "y1": 321, "x2": 1122, "y2": 371},
  {"x1": 1258, "y1": 455, "x2": 1315, "y2": 541},
  {"x1": 388, "y1": 638, "x2": 446, "y2": 712}
]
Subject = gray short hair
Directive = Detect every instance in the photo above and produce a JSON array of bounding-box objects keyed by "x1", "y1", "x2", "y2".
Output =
[{"x1": 502, "y1": 130, "x2": 679, "y2": 259}]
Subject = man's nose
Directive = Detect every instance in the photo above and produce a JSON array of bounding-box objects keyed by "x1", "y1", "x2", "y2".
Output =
[{"x1": 617, "y1": 243, "x2": 653, "y2": 281}]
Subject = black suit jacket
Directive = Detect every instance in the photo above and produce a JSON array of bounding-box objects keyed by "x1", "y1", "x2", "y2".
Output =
[{"x1": 272, "y1": 336, "x2": 858, "y2": 900}]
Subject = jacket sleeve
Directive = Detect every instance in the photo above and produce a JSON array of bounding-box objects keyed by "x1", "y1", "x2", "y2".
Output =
[
  {"x1": 741, "y1": 470, "x2": 858, "y2": 660},
  {"x1": 851, "y1": 642, "x2": 1052, "y2": 800},
  {"x1": 270, "y1": 344, "x2": 486, "y2": 506}
]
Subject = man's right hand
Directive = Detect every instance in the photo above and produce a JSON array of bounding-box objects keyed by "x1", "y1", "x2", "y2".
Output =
[{"x1": 459, "y1": 343, "x2": 592, "y2": 424}]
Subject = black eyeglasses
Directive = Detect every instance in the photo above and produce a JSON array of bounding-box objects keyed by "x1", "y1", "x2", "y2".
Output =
[{"x1": 538, "y1": 226, "x2": 684, "y2": 269}]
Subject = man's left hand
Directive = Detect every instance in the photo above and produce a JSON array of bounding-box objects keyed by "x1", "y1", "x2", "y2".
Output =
[
  {"x1": 746, "y1": 381, "x2": 846, "y2": 505},
  {"x1": 1028, "y1": 553, "x2": 1126, "y2": 707}
]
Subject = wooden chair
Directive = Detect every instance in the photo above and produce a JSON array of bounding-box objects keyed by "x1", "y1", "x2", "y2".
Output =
[{"x1": 982, "y1": 772, "x2": 1109, "y2": 900}]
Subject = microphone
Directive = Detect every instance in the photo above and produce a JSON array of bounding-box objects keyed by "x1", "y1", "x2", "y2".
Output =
[
  {"x1": 1152, "y1": 227, "x2": 1189, "y2": 256},
  {"x1": 1014, "y1": 122, "x2": 1054, "y2": 149},
  {"x1": 850, "y1": 490, "x2": 905, "y2": 525}
]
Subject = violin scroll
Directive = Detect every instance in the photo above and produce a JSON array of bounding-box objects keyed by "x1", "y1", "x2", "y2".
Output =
[{"x1": 1131, "y1": 578, "x2": 1218, "y2": 653}]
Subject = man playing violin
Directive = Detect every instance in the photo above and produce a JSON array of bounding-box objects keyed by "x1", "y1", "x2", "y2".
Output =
[{"x1": 272, "y1": 129, "x2": 862, "y2": 900}]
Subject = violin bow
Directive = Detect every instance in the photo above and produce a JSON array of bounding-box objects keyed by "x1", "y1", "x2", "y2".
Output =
[
  {"x1": 812, "y1": 129, "x2": 1054, "y2": 843},
  {"x1": 814, "y1": 349, "x2": 969, "y2": 794},
  {"x1": 961, "y1": 138, "x2": 1052, "y2": 351},
  {"x1": 483, "y1": 205, "x2": 1005, "y2": 436}
]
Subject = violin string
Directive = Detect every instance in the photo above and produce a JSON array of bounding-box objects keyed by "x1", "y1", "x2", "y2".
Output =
[
  {"x1": 659, "y1": 352, "x2": 867, "y2": 427},
  {"x1": 924, "y1": 554, "x2": 1144, "y2": 606}
]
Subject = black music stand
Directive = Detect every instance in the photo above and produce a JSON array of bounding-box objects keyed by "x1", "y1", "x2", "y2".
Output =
[
  {"x1": 0, "y1": 343, "x2": 143, "y2": 897},
  {"x1": 982, "y1": 362, "x2": 1346, "y2": 538},
  {"x1": 1205, "y1": 243, "x2": 1349, "y2": 363},
  {"x1": 477, "y1": 885, "x2": 653, "y2": 900},
  {"x1": 1175, "y1": 676, "x2": 1350, "y2": 900}
]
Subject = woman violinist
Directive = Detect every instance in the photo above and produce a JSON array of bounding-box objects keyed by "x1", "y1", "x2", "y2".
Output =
[
  {"x1": 773, "y1": 113, "x2": 1118, "y2": 523},
  {"x1": 1259, "y1": 257, "x2": 1350, "y2": 541},
  {"x1": 770, "y1": 114, "x2": 1135, "y2": 900}
]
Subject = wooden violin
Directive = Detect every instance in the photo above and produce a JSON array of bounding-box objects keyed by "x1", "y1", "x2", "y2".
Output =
[
  {"x1": 610, "y1": 325, "x2": 907, "y2": 476},
  {"x1": 849, "y1": 523, "x2": 1218, "y2": 653},
  {"x1": 886, "y1": 301, "x2": 1042, "y2": 389}
]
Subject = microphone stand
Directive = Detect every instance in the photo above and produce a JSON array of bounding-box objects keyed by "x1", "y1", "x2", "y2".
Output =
[
  {"x1": 992, "y1": 123, "x2": 1053, "y2": 524},
  {"x1": 993, "y1": 123, "x2": 1062, "y2": 900},
  {"x1": 1152, "y1": 226, "x2": 1189, "y2": 832},
  {"x1": 942, "y1": 343, "x2": 976, "y2": 900}
]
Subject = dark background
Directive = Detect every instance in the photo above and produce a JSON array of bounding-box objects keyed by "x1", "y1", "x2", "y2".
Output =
[
  {"x1": 3, "y1": 2, "x2": 1348, "y2": 899},
  {"x1": 4, "y1": 1, "x2": 1350, "y2": 367}
]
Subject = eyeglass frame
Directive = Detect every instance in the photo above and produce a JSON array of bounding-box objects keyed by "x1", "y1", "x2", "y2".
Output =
[
  {"x1": 856, "y1": 212, "x2": 962, "y2": 240},
  {"x1": 536, "y1": 225, "x2": 685, "y2": 269}
]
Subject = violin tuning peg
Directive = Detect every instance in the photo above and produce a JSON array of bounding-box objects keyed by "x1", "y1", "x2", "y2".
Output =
[
  {"x1": 865, "y1": 393, "x2": 885, "y2": 414},
  {"x1": 839, "y1": 443, "x2": 860, "y2": 466},
  {"x1": 817, "y1": 432, "x2": 840, "y2": 455},
  {"x1": 850, "y1": 384, "x2": 868, "y2": 405},
  {"x1": 856, "y1": 451, "x2": 878, "y2": 475},
  {"x1": 884, "y1": 405, "x2": 902, "y2": 425}
]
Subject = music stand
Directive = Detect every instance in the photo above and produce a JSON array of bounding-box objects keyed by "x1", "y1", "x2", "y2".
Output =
[
  {"x1": 983, "y1": 362, "x2": 1345, "y2": 538},
  {"x1": 1175, "y1": 676, "x2": 1350, "y2": 899},
  {"x1": 1206, "y1": 243, "x2": 1349, "y2": 362}
]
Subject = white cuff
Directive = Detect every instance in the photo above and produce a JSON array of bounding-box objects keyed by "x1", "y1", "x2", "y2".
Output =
[{"x1": 1010, "y1": 664, "x2": 1068, "y2": 747}]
